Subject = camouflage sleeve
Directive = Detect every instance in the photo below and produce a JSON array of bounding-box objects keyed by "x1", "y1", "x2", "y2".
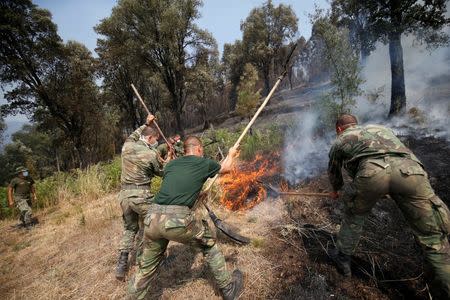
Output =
[
  {"x1": 148, "y1": 151, "x2": 164, "y2": 177},
  {"x1": 328, "y1": 142, "x2": 344, "y2": 191},
  {"x1": 126, "y1": 125, "x2": 147, "y2": 142}
]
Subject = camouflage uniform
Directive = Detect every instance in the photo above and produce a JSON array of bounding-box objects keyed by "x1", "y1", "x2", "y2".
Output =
[
  {"x1": 119, "y1": 125, "x2": 163, "y2": 253},
  {"x1": 9, "y1": 175, "x2": 34, "y2": 226},
  {"x1": 329, "y1": 124, "x2": 450, "y2": 296},
  {"x1": 129, "y1": 204, "x2": 231, "y2": 299},
  {"x1": 157, "y1": 141, "x2": 184, "y2": 159},
  {"x1": 173, "y1": 140, "x2": 184, "y2": 157}
]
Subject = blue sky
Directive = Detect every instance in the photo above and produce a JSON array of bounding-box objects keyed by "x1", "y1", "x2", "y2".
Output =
[{"x1": 3, "y1": 0, "x2": 329, "y2": 126}]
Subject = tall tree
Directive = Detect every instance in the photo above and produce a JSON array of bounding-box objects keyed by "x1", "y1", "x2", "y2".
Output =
[
  {"x1": 0, "y1": 117, "x2": 5, "y2": 145},
  {"x1": 332, "y1": 0, "x2": 449, "y2": 117},
  {"x1": 236, "y1": 63, "x2": 261, "y2": 120},
  {"x1": 241, "y1": 0, "x2": 298, "y2": 95},
  {"x1": 222, "y1": 41, "x2": 246, "y2": 110},
  {"x1": 97, "y1": 0, "x2": 216, "y2": 133},
  {"x1": 0, "y1": 0, "x2": 109, "y2": 167},
  {"x1": 311, "y1": 13, "x2": 363, "y2": 122}
]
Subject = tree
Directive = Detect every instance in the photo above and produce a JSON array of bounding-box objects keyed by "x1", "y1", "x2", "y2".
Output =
[
  {"x1": 0, "y1": 117, "x2": 5, "y2": 145},
  {"x1": 241, "y1": 0, "x2": 298, "y2": 95},
  {"x1": 311, "y1": 13, "x2": 363, "y2": 123},
  {"x1": 222, "y1": 41, "x2": 246, "y2": 110},
  {"x1": 331, "y1": 1, "x2": 375, "y2": 63},
  {"x1": 236, "y1": 63, "x2": 261, "y2": 120},
  {"x1": 0, "y1": 1, "x2": 111, "y2": 167},
  {"x1": 332, "y1": 0, "x2": 449, "y2": 117},
  {"x1": 97, "y1": 0, "x2": 216, "y2": 134}
]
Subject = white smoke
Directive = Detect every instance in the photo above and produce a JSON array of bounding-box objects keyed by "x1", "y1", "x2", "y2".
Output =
[{"x1": 282, "y1": 111, "x2": 333, "y2": 184}]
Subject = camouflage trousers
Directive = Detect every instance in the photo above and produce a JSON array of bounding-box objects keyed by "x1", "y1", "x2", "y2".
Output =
[
  {"x1": 337, "y1": 156, "x2": 450, "y2": 297},
  {"x1": 129, "y1": 204, "x2": 232, "y2": 299},
  {"x1": 119, "y1": 189, "x2": 154, "y2": 252},
  {"x1": 15, "y1": 196, "x2": 32, "y2": 225}
]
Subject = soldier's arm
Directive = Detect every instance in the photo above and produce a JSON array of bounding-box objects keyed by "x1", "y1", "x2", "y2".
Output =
[
  {"x1": 7, "y1": 185, "x2": 14, "y2": 208},
  {"x1": 328, "y1": 143, "x2": 344, "y2": 192},
  {"x1": 126, "y1": 115, "x2": 156, "y2": 142}
]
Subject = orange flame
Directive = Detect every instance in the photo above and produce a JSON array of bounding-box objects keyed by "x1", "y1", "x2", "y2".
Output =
[{"x1": 219, "y1": 153, "x2": 280, "y2": 211}]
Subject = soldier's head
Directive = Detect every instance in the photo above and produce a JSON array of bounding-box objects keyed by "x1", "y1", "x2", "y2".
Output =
[
  {"x1": 184, "y1": 136, "x2": 203, "y2": 157},
  {"x1": 335, "y1": 114, "x2": 358, "y2": 135},
  {"x1": 16, "y1": 166, "x2": 28, "y2": 178},
  {"x1": 173, "y1": 134, "x2": 181, "y2": 142},
  {"x1": 142, "y1": 125, "x2": 160, "y2": 147}
]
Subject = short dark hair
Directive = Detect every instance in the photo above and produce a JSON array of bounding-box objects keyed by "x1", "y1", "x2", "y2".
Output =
[
  {"x1": 336, "y1": 114, "x2": 358, "y2": 128},
  {"x1": 184, "y1": 136, "x2": 202, "y2": 152},
  {"x1": 142, "y1": 125, "x2": 159, "y2": 137}
]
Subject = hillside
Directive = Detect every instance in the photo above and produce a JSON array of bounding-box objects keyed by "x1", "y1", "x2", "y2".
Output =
[{"x1": 1, "y1": 78, "x2": 450, "y2": 299}]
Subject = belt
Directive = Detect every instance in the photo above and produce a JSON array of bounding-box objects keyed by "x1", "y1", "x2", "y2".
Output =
[
  {"x1": 121, "y1": 184, "x2": 150, "y2": 190},
  {"x1": 148, "y1": 203, "x2": 191, "y2": 214}
]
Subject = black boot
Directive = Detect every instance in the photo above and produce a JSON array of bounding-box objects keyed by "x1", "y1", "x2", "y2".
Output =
[
  {"x1": 329, "y1": 248, "x2": 351, "y2": 277},
  {"x1": 221, "y1": 269, "x2": 244, "y2": 300},
  {"x1": 115, "y1": 251, "x2": 129, "y2": 281}
]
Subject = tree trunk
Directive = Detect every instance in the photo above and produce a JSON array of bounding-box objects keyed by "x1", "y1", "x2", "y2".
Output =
[{"x1": 388, "y1": 32, "x2": 406, "y2": 117}]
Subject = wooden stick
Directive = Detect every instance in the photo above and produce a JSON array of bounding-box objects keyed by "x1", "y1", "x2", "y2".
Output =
[
  {"x1": 130, "y1": 83, "x2": 175, "y2": 156},
  {"x1": 277, "y1": 191, "x2": 331, "y2": 197}
]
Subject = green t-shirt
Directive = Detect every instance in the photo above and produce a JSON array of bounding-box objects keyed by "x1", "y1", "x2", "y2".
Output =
[
  {"x1": 9, "y1": 176, "x2": 34, "y2": 198},
  {"x1": 154, "y1": 155, "x2": 221, "y2": 208}
]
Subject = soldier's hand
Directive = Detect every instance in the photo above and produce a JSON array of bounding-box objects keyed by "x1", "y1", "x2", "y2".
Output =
[
  {"x1": 146, "y1": 114, "x2": 155, "y2": 126},
  {"x1": 330, "y1": 191, "x2": 339, "y2": 200}
]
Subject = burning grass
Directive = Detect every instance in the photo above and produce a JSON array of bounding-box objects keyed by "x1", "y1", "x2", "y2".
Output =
[{"x1": 219, "y1": 153, "x2": 280, "y2": 211}]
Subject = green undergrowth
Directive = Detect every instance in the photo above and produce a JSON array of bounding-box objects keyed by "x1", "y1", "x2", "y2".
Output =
[
  {"x1": 0, "y1": 157, "x2": 122, "y2": 220},
  {"x1": 201, "y1": 124, "x2": 284, "y2": 161}
]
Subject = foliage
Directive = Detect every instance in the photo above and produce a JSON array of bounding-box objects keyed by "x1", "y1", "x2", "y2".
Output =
[
  {"x1": 0, "y1": 117, "x2": 5, "y2": 145},
  {"x1": 311, "y1": 12, "x2": 363, "y2": 126},
  {"x1": 236, "y1": 64, "x2": 261, "y2": 119},
  {"x1": 202, "y1": 125, "x2": 283, "y2": 161},
  {"x1": 331, "y1": 0, "x2": 450, "y2": 116},
  {"x1": 96, "y1": 0, "x2": 217, "y2": 134},
  {"x1": 0, "y1": 157, "x2": 122, "y2": 220},
  {"x1": 241, "y1": 0, "x2": 298, "y2": 95}
]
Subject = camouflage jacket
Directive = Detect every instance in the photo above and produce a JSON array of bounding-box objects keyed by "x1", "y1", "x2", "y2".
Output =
[
  {"x1": 328, "y1": 124, "x2": 421, "y2": 191},
  {"x1": 157, "y1": 141, "x2": 184, "y2": 159},
  {"x1": 121, "y1": 125, "x2": 163, "y2": 186}
]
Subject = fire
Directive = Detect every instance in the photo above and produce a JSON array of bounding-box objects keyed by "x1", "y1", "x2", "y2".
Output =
[{"x1": 219, "y1": 153, "x2": 280, "y2": 211}]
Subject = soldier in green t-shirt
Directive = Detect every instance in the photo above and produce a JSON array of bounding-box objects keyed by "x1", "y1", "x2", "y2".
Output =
[
  {"x1": 328, "y1": 114, "x2": 450, "y2": 298},
  {"x1": 129, "y1": 136, "x2": 244, "y2": 300},
  {"x1": 7, "y1": 166, "x2": 37, "y2": 228}
]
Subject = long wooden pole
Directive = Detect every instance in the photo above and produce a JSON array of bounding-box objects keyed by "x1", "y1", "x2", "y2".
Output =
[
  {"x1": 203, "y1": 44, "x2": 298, "y2": 194},
  {"x1": 130, "y1": 84, "x2": 175, "y2": 155}
]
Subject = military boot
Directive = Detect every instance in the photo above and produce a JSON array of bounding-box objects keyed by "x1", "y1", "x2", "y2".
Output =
[
  {"x1": 115, "y1": 251, "x2": 129, "y2": 281},
  {"x1": 329, "y1": 248, "x2": 351, "y2": 277},
  {"x1": 220, "y1": 269, "x2": 244, "y2": 300}
]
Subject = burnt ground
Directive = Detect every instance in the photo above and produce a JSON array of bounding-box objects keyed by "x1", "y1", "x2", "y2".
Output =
[{"x1": 258, "y1": 134, "x2": 450, "y2": 299}]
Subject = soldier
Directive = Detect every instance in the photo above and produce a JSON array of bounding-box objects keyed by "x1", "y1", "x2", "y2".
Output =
[
  {"x1": 116, "y1": 114, "x2": 169, "y2": 281},
  {"x1": 328, "y1": 114, "x2": 450, "y2": 298},
  {"x1": 172, "y1": 133, "x2": 184, "y2": 156},
  {"x1": 129, "y1": 136, "x2": 244, "y2": 300},
  {"x1": 7, "y1": 166, "x2": 37, "y2": 228},
  {"x1": 157, "y1": 137, "x2": 174, "y2": 160}
]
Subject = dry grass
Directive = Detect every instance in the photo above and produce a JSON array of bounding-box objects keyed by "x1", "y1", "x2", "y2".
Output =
[
  {"x1": 0, "y1": 172, "x2": 428, "y2": 299},
  {"x1": 0, "y1": 191, "x2": 289, "y2": 300}
]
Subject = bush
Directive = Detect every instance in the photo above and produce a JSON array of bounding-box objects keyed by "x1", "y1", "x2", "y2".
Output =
[
  {"x1": 1, "y1": 157, "x2": 123, "y2": 220},
  {"x1": 202, "y1": 125, "x2": 284, "y2": 161}
]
